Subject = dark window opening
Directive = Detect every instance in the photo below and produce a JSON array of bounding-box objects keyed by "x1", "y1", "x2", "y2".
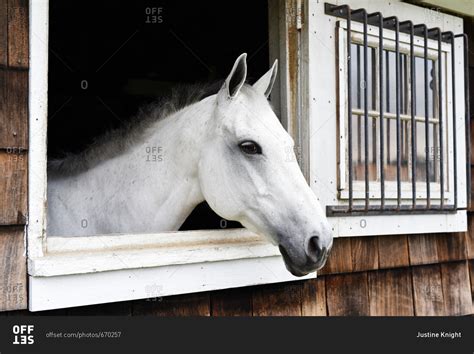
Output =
[{"x1": 48, "y1": 0, "x2": 270, "y2": 230}]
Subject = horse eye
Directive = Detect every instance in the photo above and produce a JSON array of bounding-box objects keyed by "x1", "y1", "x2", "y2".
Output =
[{"x1": 239, "y1": 141, "x2": 262, "y2": 155}]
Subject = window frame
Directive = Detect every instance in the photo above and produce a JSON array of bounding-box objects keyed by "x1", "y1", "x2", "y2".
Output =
[
  {"x1": 307, "y1": 0, "x2": 467, "y2": 237},
  {"x1": 27, "y1": 0, "x2": 313, "y2": 312}
]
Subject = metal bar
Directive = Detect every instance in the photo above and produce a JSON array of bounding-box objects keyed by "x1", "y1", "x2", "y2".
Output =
[
  {"x1": 326, "y1": 204, "x2": 457, "y2": 217},
  {"x1": 443, "y1": 32, "x2": 457, "y2": 209},
  {"x1": 433, "y1": 28, "x2": 445, "y2": 208},
  {"x1": 400, "y1": 54, "x2": 405, "y2": 116},
  {"x1": 371, "y1": 49, "x2": 377, "y2": 164},
  {"x1": 401, "y1": 21, "x2": 417, "y2": 207},
  {"x1": 455, "y1": 34, "x2": 471, "y2": 209},
  {"x1": 324, "y1": 3, "x2": 451, "y2": 42},
  {"x1": 393, "y1": 18, "x2": 402, "y2": 208},
  {"x1": 347, "y1": 6, "x2": 354, "y2": 211},
  {"x1": 386, "y1": 50, "x2": 391, "y2": 165},
  {"x1": 357, "y1": 45, "x2": 362, "y2": 163},
  {"x1": 382, "y1": 16, "x2": 402, "y2": 208},
  {"x1": 376, "y1": 13, "x2": 385, "y2": 208},
  {"x1": 417, "y1": 24, "x2": 431, "y2": 208},
  {"x1": 362, "y1": 10, "x2": 369, "y2": 210}
]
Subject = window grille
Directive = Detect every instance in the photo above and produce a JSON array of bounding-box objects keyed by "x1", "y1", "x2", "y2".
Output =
[{"x1": 324, "y1": 3, "x2": 470, "y2": 216}]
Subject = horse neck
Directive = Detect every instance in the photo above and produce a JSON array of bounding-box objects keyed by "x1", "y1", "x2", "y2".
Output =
[{"x1": 115, "y1": 95, "x2": 216, "y2": 231}]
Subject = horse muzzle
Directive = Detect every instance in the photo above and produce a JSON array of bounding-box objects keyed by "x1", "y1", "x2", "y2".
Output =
[{"x1": 279, "y1": 241, "x2": 331, "y2": 277}]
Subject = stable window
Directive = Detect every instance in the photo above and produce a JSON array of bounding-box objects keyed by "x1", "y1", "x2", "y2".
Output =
[
  {"x1": 335, "y1": 18, "x2": 454, "y2": 206},
  {"x1": 307, "y1": 0, "x2": 468, "y2": 236},
  {"x1": 28, "y1": 0, "x2": 309, "y2": 312}
]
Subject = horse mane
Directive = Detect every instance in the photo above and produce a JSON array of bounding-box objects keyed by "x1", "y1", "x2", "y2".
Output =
[{"x1": 48, "y1": 81, "x2": 224, "y2": 177}]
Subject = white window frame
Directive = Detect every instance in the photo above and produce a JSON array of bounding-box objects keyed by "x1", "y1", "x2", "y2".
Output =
[
  {"x1": 27, "y1": 0, "x2": 313, "y2": 312},
  {"x1": 307, "y1": 0, "x2": 467, "y2": 237}
]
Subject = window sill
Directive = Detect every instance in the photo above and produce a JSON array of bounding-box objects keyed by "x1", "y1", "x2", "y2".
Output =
[{"x1": 29, "y1": 229, "x2": 280, "y2": 277}]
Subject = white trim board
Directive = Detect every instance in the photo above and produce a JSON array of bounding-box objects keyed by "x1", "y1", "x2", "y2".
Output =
[{"x1": 29, "y1": 256, "x2": 314, "y2": 311}]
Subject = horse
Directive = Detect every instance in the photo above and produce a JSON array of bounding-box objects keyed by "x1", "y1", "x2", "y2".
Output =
[{"x1": 47, "y1": 53, "x2": 333, "y2": 276}]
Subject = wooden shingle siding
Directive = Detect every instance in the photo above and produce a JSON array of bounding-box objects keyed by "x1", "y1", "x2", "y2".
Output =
[
  {"x1": 326, "y1": 272, "x2": 370, "y2": 316},
  {"x1": 211, "y1": 288, "x2": 253, "y2": 317},
  {"x1": 252, "y1": 282, "x2": 302, "y2": 316},
  {"x1": 318, "y1": 237, "x2": 352, "y2": 275},
  {"x1": 469, "y1": 260, "x2": 474, "y2": 304},
  {"x1": 0, "y1": 226, "x2": 26, "y2": 311},
  {"x1": 0, "y1": 0, "x2": 7, "y2": 67},
  {"x1": 0, "y1": 150, "x2": 27, "y2": 225},
  {"x1": 351, "y1": 236, "x2": 379, "y2": 272},
  {"x1": 466, "y1": 216, "x2": 474, "y2": 258},
  {"x1": 7, "y1": 0, "x2": 28, "y2": 69},
  {"x1": 440, "y1": 261, "x2": 473, "y2": 316},
  {"x1": 408, "y1": 234, "x2": 440, "y2": 266},
  {"x1": 132, "y1": 292, "x2": 211, "y2": 316},
  {"x1": 412, "y1": 264, "x2": 446, "y2": 316},
  {"x1": 0, "y1": 0, "x2": 28, "y2": 311},
  {"x1": 67, "y1": 302, "x2": 131, "y2": 316},
  {"x1": 319, "y1": 228, "x2": 473, "y2": 277},
  {"x1": 301, "y1": 278, "x2": 327, "y2": 316},
  {"x1": 368, "y1": 268, "x2": 414, "y2": 316},
  {"x1": 1, "y1": 69, "x2": 28, "y2": 148},
  {"x1": 377, "y1": 235, "x2": 410, "y2": 269},
  {"x1": 436, "y1": 232, "x2": 468, "y2": 263}
]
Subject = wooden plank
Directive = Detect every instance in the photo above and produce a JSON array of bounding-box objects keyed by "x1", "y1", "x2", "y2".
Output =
[
  {"x1": 440, "y1": 261, "x2": 473, "y2": 316},
  {"x1": 0, "y1": 0, "x2": 7, "y2": 67},
  {"x1": 466, "y1": 214, "x2": 474, "y2": 259},
  {"x1": 412, "y1": 264, "x2": 445, "y2": 316},
  {"x1": 408, "y1": 234, "x2": 439, "y2": 266},
  {"x1": 252, "y1": 282, "x2": 302, "y2": 316},
  {"x1": 301, "y1": 277, "x2": 327, "y2": 316},
  {"x1": 9, "y1": 308, "x2": 68, "y2": 316},
  {"x1": 0, "y1": 226, "x2": 27, "y2": 311},
  {"x1": 318, "y1": 237, "x2": 352, "y2": 275},
  {"x1": 0, "y1": 69, "x2": 6, "y2": 144},
  {"x1": 0, "y1": 150, "x2": 27, "y2": 225},
  {"x1": 132, "y1": 292, "x2": 210, "y2": 316},
  {"x1": 471, "y1": 166, "x2": 474, "y2": 210},
  {"x1": 210, "y1": 287, "x2": 252, "y2": 316},
  {"x1": 469, "y1": 260, "x2": 474, "y2": 305},
  {"x1": 7, "y1": 0, "x2": 28, "y2": 69},
  {"x1": 378, "y1": 235, "x2": 410, "y2": 269},
  {"x1": 0, "y1": 69, "x2": 28, "y2": 148},
  {"x1": 351, "y1": 236, "x2": 379, "y2": 272},
  {"x1": 436, "y1": 232, "x2": 467, "y2": 263},
  {"x1": 67, "y1": 302, "x2": 132, "y2": 316},
  {"x1": 326, "y1": 272, "x2": 369, "y2": 316},
  {"x1": 368, "y1": 268, "x2": 414, "y2": 316}
]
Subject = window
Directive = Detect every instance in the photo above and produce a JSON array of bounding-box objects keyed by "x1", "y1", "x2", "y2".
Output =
[
  {"x1": 336, "y1": 18, "x2": 452, "y2": 204},
  {"x1": 27, "y1": 0, "x2": 310, "y2": 311},
  {"x1": 307, "y1": 1, "x2": 468, "y2": 236}
]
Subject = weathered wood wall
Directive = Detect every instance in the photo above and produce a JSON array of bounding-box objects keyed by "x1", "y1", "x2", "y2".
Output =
[
  {"x1": 1, "y1": 1, "x2": 474, "y2": 315},
  {"x1": 0, "y1": 0, "x2": 28, "y2": 312}
]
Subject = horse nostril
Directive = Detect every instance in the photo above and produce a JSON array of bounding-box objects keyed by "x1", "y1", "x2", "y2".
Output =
[{"x1": 305, "y1": 236, "x2": 323, "y2": 262}]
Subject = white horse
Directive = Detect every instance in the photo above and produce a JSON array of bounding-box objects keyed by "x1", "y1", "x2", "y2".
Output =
[{"x1": 47, "y1": 54, "x2": 333, "y2": 276}]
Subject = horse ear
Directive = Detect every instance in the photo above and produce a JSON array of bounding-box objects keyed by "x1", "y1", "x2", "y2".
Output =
[
  {"x1": 224, "y1": 53, "x2": 247, "y2": 99},
  {"x1": 253, "y1": 59, "x2": 278, "y2": 98}
]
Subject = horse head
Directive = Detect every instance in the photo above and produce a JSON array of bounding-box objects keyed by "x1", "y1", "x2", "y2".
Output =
[{"x1": 198, "y1": 54, "x2": 333, "y2": 276}]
